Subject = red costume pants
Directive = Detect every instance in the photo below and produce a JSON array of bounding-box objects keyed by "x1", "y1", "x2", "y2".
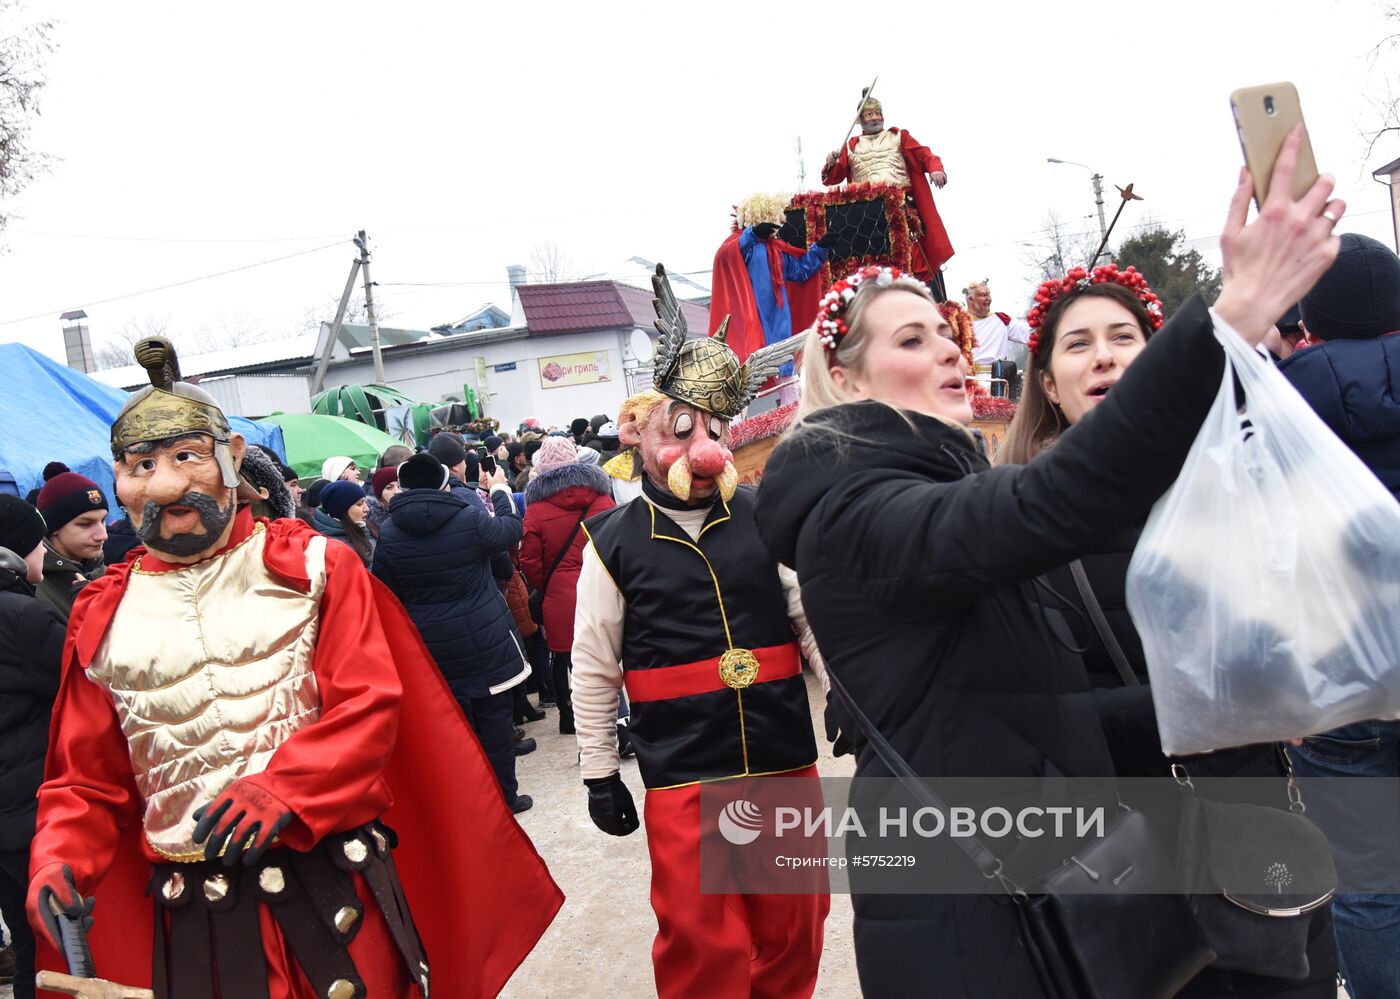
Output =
[{"x1": 642, "y1": 767, "x2": 829, "y2": 999}]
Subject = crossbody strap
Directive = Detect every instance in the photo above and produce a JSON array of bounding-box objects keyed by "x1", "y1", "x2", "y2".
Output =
[
  {"x1": 539, "y1": 511, "x2": 588, "y2": 598},
  {"x1": 825, "y1": 667, "x2": 1010, "y2": 883},
  {"x1": 1068, "y1": 559, "x2": 1140, "y2": 687}
]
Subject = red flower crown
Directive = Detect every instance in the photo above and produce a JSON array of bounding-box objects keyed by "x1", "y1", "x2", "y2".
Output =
[
  {"x1": 816, "y1": 265, "x2": 906, "y2": 362},
  {"x1": 1025, "y1": 264, "x2": 1164, "y2": 358}
]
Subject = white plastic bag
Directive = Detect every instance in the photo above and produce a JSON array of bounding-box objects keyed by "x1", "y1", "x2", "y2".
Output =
[{"x1": 1126, "y1": 318, "x2": 1400, "y2": 756}]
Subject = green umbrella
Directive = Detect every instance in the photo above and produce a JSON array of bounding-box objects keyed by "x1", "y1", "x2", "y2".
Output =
[{"x1": 259, "y1": 412, "x2": 406, "y2": 481}]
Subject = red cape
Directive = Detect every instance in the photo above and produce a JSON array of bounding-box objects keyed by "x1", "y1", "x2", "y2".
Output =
[
  {"x1": 709, "y1": 231, "x2": 823, "y2": 361},
  {"x1": 823, "y1": 128, "x2": 954, "y2": 276},
  {"x1": 34, "y1": 514, "x2": 562, "y2": 996}
]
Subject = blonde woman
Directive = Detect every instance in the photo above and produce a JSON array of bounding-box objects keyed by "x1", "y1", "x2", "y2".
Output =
[{"x1": 753, "y1": 134, "x2": 1344, "y2": 997}]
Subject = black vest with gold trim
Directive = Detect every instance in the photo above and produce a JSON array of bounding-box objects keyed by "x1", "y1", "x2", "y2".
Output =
[{"x1": 584, "y1": 487, "x2": 817, "y2": 789}]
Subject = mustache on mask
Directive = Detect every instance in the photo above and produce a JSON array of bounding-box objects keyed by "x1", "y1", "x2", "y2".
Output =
[
  {"x1": 137, "y1": 491, "x2": 234, "y2": 557},
  {"x1": 667, "y1": 455, "x2": 738, "y2": 503}
]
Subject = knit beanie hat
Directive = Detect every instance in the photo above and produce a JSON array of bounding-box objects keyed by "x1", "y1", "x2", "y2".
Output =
[
  {"x1": 532, "y1": 436, "x2": 578, "y2": 476},
  {"x1": 523, "y1": 438, "x2": 544, "y2": 462},
  {"x1": 483, "y1": 435, "x2": 503, "y2": 452},
  {"x1": 35, "y1": 463, "x2": 109, "y2": 534},
  {"x1": 370, "y1": 466, "x2": 398, "y2": 500},
  {"x1": 428, "y1": 433, "x2": 468, "y2": 470},
  {"x1": 320, "y1": 481, "x2": 364, "y2": 519},
  {"x1": 399, "y1": 453, "x2": 449, "y2": 491},
  {"x1": 506, "y1": 442, "x2": 525, "y2": 464},
  {"x1": 597, "y1": 421, "x2": 620, "y2": 443},
  {"x1": 304, "y1": 479, "x2": 327, "y2": 509},
  {"x1": 1300, "y1": 234, "x2": 1400, "y2": 341},
  {"x1": 570, "y1": 418, "x2": 591, "y2": 439},
  {"x1": 576, "y1": 446, "x2": 601, "y2": 466},
  {"x1": 590, "y1": 414, "x2": 610, "y2": 433},
  {"x1": 0, "y1": 495, "x2": 45, "y2": 558},
  {"x1": 321, "y1": 456, "x2": 355, "y2": 482}
]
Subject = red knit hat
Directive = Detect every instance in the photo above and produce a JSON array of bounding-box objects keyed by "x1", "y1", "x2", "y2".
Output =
[
  {"x1": 370, "y1": 465, "x2": 399, "y2": 500},
  {"x1": 35, "y1": 462, "x2": 109, "y2": 533}
]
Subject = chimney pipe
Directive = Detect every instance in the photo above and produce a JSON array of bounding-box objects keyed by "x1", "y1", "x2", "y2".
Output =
[{"x1": 60, "y1": 310, "x2": 95, "y2": 373}]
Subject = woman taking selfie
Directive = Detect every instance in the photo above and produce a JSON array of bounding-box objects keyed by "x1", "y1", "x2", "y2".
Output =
[
  {"x1": 998, "y1": 265, "x2": 1339, "y2": 997},
  {"x1": 754, "y1": 132, "x2": 1344, "y2": 997}
]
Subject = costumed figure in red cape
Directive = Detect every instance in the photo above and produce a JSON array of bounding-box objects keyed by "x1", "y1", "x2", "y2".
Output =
[
  {"x1": 25, "y1": 338, "x2": 562, "y2": 999},
  {"x1": 709, "y1": 190, "x2": 831, "y2": 360},
  {"x1": 570, "y1": 266, "x2": 831, "y2": 999},
  {"x1": 823, "y1": 95, "x2": 954, "y2": 297}
]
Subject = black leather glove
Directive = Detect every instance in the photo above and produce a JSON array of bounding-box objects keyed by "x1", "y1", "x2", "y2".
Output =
[
  {"x1": 815, "y1": 233, "x2": 838, "y2": 250},
  {"x1": 752, "y1": 222, "x2": 780, "y2": 241},
  {"x1": 584, "y1": 773, "x2": 640, "y2": 836},
  {"x1": 824, "y1": 695, "x2": 854, "y2": 758}
]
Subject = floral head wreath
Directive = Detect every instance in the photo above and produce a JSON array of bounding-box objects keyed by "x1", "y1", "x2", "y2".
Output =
[
  {"x1": 1025, "y1": 264, "x2": 1164, "y2": 359},
  {"x1": 816, "y1": 265, "x2": 907, "y2": 362}
]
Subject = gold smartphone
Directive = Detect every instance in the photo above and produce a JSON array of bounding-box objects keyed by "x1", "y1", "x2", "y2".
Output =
[{"x1": 1230, "y1": 82, "x2": 1320, "y2": 205}]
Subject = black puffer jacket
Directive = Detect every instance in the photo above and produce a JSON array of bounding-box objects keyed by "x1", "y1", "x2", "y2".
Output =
[
  {"x1": 755, "y1": 296, "x2": 1226, "y2": 997},
  {"x1": 0, "y1": 565, "x2": 66, "y2": 849},
  {"x1": 372, "y1": 487, "x2": 526, "y2": 701}
]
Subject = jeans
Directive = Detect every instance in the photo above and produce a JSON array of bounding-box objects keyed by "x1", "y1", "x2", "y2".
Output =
[
  {"x1": 1289, "y1": 720, "x2": 1400, "y2": 999},
  {"x1": 0, "y1": 847, "x2": 35, "y2": 999},
  {"x1": 461, "y1": 689, "x2": 519, "y2": 807}
]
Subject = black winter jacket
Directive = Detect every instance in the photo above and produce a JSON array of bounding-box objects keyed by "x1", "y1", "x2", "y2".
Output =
[
  {"x1": 0, "y1": 567, "x2": 65, "y2": 849},
  {"x1": 1278, "y1": 333, "x2": 1400, "y2": 499},
  {"x1": 755, "y1": 296, "x2": 1226, "y2": 997},
  {"x1": 372, "y1": 488, "x2": 526, "y2": 701}
]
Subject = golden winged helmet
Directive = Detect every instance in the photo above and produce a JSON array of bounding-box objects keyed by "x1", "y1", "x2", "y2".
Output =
[{"x1": 650, "y1": 264, "x2": 791, "y2": 420}]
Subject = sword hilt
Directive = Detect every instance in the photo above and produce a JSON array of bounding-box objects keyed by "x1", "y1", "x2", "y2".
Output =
[{"x1": 47, "y1": 896, "x2": 95, "y2": 979}]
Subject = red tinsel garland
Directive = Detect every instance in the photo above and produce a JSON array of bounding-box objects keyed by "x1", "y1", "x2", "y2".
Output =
[{"x1": 730, "y1": 402, "x2": 798, "y2": 450}]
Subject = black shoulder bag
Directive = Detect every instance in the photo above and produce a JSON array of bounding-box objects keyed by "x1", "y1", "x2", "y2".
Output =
[
  {"x1": 826, "y1": 665, "x2": 1215, "y2": 999},
  {"x1": 528, "y1": 511, "x2": 588, "y2": 625},
  {"x1": 1070, "y1": 561, "x2": 1337, "y2": 981}
]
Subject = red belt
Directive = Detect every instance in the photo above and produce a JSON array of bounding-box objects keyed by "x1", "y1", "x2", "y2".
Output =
[{"x1": 624, "y1": 643, "x2": 801, "y2": 703}]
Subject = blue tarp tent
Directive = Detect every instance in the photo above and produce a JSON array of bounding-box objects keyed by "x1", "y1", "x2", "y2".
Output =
[{"x1": 0, "y1": 343, "x2": 286, "y2": 514}]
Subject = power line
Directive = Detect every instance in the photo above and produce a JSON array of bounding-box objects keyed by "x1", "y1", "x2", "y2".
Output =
[
  {"x1": 0, "y1": 240, "x2": 350, "y2": 326},
  {"x1": 4, "y1": 227, "x2": 349, "y2": 244}
]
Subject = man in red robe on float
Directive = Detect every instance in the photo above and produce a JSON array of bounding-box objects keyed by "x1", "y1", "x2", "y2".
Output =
[
  {"x1": 823, "y1": 96, "x2": 954, "y2": 298},
  {"x1": 26, "y1": 338, "x2": 561, "y2": 999}
]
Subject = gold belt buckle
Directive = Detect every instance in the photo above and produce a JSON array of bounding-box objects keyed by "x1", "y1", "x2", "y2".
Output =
[{"x1": 718, "y1": 648, "x2": 760, "y2": 689}]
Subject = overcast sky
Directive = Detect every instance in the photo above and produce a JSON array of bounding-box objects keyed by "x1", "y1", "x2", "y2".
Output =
[{"x1": 2, "y1": 0, "x2": 1396, "y2": 365}]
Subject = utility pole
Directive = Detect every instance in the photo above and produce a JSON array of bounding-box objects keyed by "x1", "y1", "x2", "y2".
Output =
[
  {"x1": 354, "y1": 229, "x2": 386, "y2": 384},
  {"x1": 1090, "y1": 172, "x2": 1108, "y2": 262},
  {"x1": 310, "y1": 249, "x2": 363, "y2": 395},
  {"x1": 1048, "y1": 158, "x2": 1110, "y2": 264}
]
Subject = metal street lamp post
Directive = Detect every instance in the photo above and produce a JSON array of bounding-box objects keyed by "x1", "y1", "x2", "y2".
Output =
[{"x1": 1047, "y1": 158, "x2": 1108, "y2": 263}]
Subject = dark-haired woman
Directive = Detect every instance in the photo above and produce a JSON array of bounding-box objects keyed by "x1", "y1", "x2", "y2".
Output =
[
  {"x1": 314, "y1": 480, "x2": 375, "y2": 567},
  {"x1": 1000, "y1": 267, "x2": 1338, "y2": 997},
  {"x1": 753, "y1": 137, "x2": 1345, "y2": 996}
]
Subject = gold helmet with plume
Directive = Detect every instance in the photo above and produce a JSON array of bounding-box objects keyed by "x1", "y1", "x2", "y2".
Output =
[{"x1": 110, "y1": 338, "x2": 240, "y2": 488}]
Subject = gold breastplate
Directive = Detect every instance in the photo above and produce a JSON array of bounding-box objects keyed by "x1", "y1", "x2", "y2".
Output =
[
  {"x1": 87, "y1": 525, "x2": 327, "y2": 861},
  {"x1": 849, "y1": 131, "x2": 910, "y2": 187}
]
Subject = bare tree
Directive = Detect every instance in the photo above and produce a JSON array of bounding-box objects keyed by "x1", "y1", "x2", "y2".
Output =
[
  {"x1": 0, "y1": 1, "x2": 53, "y2": 230},
  {"x1": 1362, "y1": 3, "x2": 1400, "y2": 160},
  {"x1": 299, "y1": 290, "x2": 397, "y2": 336},
  {"x1": 1017, "y1": 211, "x2": 1101, "y2": 284},
  {"x1": 528, "y1": 240, "x2": 573, "y2": 282},
  {"x1": 94, "y1": 316, "x2": 174, "y2": 370},
  {"x1": 189, "y1": 311, "x2": 275, "y2": 353}
]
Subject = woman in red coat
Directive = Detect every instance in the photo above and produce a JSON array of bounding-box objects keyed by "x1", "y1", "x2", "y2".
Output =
[{"x1": 520, "y1": 437, "x2": 615, "y2": 734}]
